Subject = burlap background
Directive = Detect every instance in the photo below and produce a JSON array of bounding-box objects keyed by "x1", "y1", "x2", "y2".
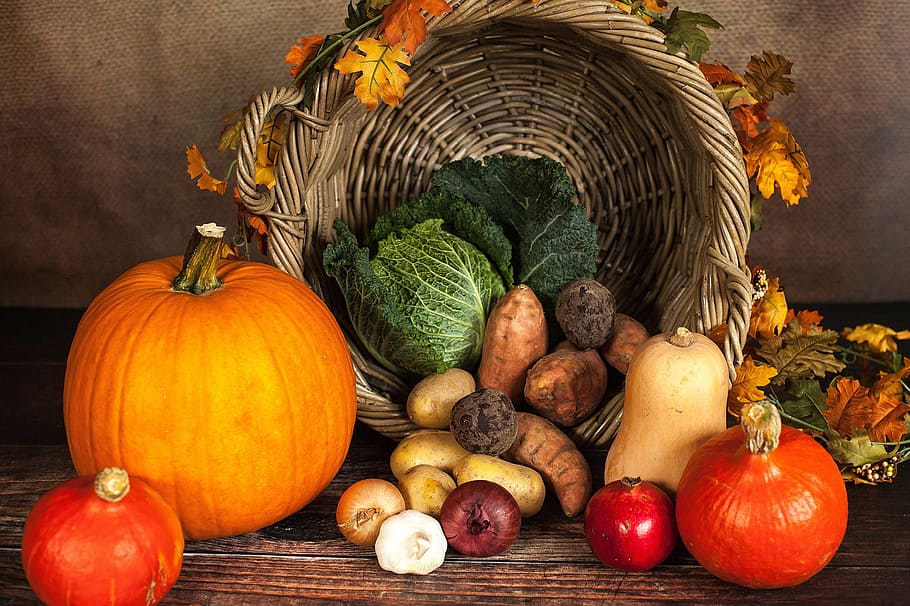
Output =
[{"x1": 2, "y1": 1, "x2": 907, "y2": 308}]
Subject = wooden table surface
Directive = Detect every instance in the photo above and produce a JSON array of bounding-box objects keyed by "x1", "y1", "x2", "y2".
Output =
[{"x1": 2, "y1": 305, "x2": 908, "y2": 605}]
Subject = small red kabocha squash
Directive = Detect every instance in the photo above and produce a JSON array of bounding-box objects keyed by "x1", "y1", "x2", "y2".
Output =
[
  {"x1": 675, "y1": 400, "x2": 849, "y2": 589},
  {"x1": 64, "y1": 223, "x2": 358, "y2": 540},
  {"x1": 21, "y1": 467, "x2": 184, "y2": 606}
]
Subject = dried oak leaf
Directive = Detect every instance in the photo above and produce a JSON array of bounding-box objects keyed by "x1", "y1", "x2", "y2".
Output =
[
  {"x1": 744, "y1": 118, "x2": 811, "y2": 206},
  {"x1": 380, "y1": 0, "x2": 452, "y2": 54},
  {"x1": 824, "y1": 429, "x2": 891, "y2": 467},
  {"x1": 334, "y1": 36, "x2": 411, "y2": 110},
  {"x1": 824, "y1": 377, "x2": 910, "y2": 443},
  {"x1": 749, "y1": 275, "x2": 788, "y2": 340},
  {"x1": 744, "y1": 51, "x2": 796, "y2": 103},
  {"x1": 757, "y1": 320, "x2": 846, "y2": 385},
  {"x1": 728, "y1": 355, "x2": 778, "y2": 416}
]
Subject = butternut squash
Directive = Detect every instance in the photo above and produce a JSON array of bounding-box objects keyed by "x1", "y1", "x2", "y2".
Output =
[{"x1": 603, "y1": 327, "x2": 729, "y2": 495}]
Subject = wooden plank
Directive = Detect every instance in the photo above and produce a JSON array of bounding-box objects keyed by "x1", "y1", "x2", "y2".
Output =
[{"x1": 3, "y1": 549, "x2": 907, "y2": 605}]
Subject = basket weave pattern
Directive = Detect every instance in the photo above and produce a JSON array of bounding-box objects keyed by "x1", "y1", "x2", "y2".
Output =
[{"x1": 235, "y1": 0, "x2": 752, "y2": 447}]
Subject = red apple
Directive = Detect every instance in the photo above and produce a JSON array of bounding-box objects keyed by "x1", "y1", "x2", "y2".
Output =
[{"x1": 584, "y1": 476, "x2": 678, "y2": 571}]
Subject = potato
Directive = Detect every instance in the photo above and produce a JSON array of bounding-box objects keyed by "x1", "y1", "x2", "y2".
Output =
[
  {"x1": 598, "y1": 313, "x2": 650, "y2": 374},
  {"x1": 389, "y1": 429, "x2": 472, "y2": 479},
  {"x1": 555, "y1": 278, "x2": 615, "y2": 350},
  {"x1": 406, "y1": 368, "x2": 476, "y2": 429},
  {"x1": 397, "y1": 464, "x2": 457, "y2": 518},
  {"x1": 452, "y1": 453, "x2": 546, "y2": 517}
]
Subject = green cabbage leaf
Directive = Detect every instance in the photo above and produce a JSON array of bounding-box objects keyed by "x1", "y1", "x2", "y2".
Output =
[
  {"x1": 429, "y1": 155, "x2": 599, "y2": 312},
  {"x1": 323, "y1": 218, "x2": 505, "y2": 377}
]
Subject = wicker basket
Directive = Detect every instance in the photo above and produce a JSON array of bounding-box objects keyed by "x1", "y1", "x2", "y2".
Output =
[{"x1": 234, "y1": 0, "x2": 752, "y2": 448}]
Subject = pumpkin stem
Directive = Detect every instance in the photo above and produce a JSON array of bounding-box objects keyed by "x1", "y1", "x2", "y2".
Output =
[
  {"x1": 94, "y1": 467, "x2": 131, "y2": 502},
  {"x1": 172, "y1": 223, "x2": 226, "y2": 295},
  {"x1": 740, "y1": 400, "x2": 782, "y2": 454},
  {"x1": 668, "y1": 326, "x2": 696, "y2": 347}
]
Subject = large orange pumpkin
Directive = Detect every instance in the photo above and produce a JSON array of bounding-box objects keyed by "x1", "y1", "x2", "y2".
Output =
[{"x1": 64, "y1": 223, "x2": 358, "y2": 540}]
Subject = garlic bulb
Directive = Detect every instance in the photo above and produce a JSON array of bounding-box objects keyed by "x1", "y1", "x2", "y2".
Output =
[{"x1": 374, "y1": 509, "x2": 447, "y2": 575}]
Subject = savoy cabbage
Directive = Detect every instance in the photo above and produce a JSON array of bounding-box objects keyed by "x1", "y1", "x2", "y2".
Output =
[{"x1": 323, "y1": 218, "x2": 506, "y2": 377}]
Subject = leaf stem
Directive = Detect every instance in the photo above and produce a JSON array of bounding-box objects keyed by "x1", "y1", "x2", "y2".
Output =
[
  {"x1": 766, "y1": 391, "x2": 828, "y2": 434},
  {"x1": 292, "y1": 14, "x2": 384, "y2": 87}
]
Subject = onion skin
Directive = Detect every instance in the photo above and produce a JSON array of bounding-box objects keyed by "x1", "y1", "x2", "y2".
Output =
[
  {"x1": 584, "y1": 477, "x2": 678, "y2": 572},
  {"x1": 675, "y1": 402, "x2": 849, "y2": 589},
  {"x1": 336, "y1": 478, "x2": 406, "y2": 547},
  {"x1": 440, "y1": 480, "x2": 521, "y2": 557}
]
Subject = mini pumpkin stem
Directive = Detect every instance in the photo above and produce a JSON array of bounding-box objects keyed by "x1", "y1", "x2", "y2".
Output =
[
  {"x1": 667, "y1": 326, "x2": 695, "y2": 347},
  {"x1": 94, "y1": 467, "x2": 131, "y2": 502},
  {"x1": 740, "y1": 400, "x2": 782, "y2": 454},
  {"x1": 172, "y1": 223, "x2": 227, "y2": 295}
]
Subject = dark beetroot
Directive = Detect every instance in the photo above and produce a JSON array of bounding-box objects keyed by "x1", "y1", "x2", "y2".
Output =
[
  {"x1": 440, "y1": 480, "x2": 521, "y2": 557},
  {"x1": 584, "y1": 476, "x2": 678, "y2": 572}
]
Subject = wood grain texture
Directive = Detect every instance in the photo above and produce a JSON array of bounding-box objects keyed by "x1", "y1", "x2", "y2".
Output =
[{"x1": 1, "y1": 308, "x2": 908, "y2": 604}]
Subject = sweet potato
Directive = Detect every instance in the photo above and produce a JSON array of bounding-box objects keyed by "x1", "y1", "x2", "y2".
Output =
[
  {"x1": 598, "y1": 313, "x2": 649, "y2": 374},
  {"x1": 503, "y1": 412, "x2": 592, "y2": 517},
  {"x1": 476, "y1": 284, "x2": 548, "y2": 403},
  {"x1": 523, "y1": 347, "x2": 607, "y2": 427}
]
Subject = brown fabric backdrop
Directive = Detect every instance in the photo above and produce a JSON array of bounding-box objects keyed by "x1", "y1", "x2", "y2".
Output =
[{"x1": 1, "y1": 1, "x2": 908, "y2": 308}]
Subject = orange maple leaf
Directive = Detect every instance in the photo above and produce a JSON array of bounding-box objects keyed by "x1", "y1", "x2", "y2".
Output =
[
  {"x1": 728, "y1": 355, "x2": 778, "y2": 416},
  {"x1": 843, "y1": 323, "x2": 910, "y2": 354},
  {"x1": 286, "y1": 34, "x2": 326, "y2": 80},
  {"x1": 700, "y1": 61, "x2": 743, "y2": 86},
  {"x1": 825, "y1": 377, "x2": 910, "y2": 443},
  {"x1": 732, "y1": 102, "x2": 769, "y2": 146},
  {"x1": 743, "y1": 118, "x2": 811, "y2": 206},
  {"x1": 749, "y1": 275, "x2": 788, "y2": 340},
  {"x1": 784, "y1": 308, "x2": 824, "y2": 336},
  {"x1": 872, "y1": 357, "x2": 910, "y2": 401},
  {"x1": 380, "y1": 0, "x2": 452, "y2": 55},
  {"x1": 186, "y1": 145, "x2": 227, "y2": 195},
  {"x1": 334, "y1": 36, "x2": 411, "y2": 110}
]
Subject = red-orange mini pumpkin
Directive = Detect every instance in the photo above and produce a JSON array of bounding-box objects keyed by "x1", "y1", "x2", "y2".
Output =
[
  {"x1": 675, "y1": 400, "x2": 849, "y2": 589},
  {"x1": 64, "y1": 224, "x2": 358, "y2": 540},
  {"x1": 21, "y1": 467, "x2": 184, "y2": 606}
]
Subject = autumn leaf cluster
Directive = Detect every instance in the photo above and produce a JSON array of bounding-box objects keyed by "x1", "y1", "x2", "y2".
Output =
[
  {"x1": 721, "y1": 268, "x2": 910, "y2": 483},
  {"x1": 700, "y1": 52, "x2": 812, "y2": 224}
]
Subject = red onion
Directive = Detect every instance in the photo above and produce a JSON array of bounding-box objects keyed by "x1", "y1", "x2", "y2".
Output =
[{"x1": 439, "y1": 480, "x2": 521, "y2": 557}]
